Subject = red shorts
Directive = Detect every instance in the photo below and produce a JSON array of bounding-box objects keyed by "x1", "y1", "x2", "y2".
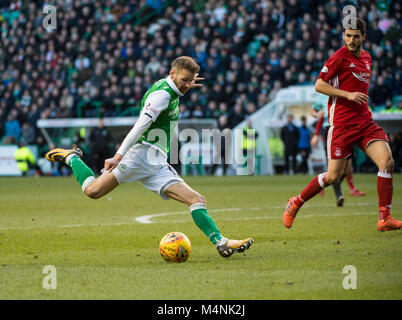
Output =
[{"x1": 327, "y1": 121, "x2": 389, "y2": 160}]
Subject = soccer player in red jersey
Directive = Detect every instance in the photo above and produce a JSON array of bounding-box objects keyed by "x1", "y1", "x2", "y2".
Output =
[{"x1": 283, "y1": 18, "x2": 401, "y2": 231}]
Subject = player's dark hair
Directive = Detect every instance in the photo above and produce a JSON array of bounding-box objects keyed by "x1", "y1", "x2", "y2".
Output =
[
  {"x1": 172, "y1": 56, "x2": 200, "y2": 74},
  {"x1": 343, "y1": 17, "x2": 366, "y2": 35}
]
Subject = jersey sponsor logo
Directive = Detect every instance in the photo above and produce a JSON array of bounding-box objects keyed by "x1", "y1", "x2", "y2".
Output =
[
  {"x1": 352, "y1": 72, "x2": 370, "y2": 83},
  {"x1": 349, "y1": 63, "x2": 355, "y2": 68},
  {"x1": 168, "y1": 99, "x2": 179, "y2": 117},
  {"x1": 366, "y1": 63, "x2": 370, "y2": 70},
  {"x1": 321, "y1": 66, "x2": 328, "y2": 73},
  {"x1": 168, "y1": 107, "x2": 179, "y2": 117}
]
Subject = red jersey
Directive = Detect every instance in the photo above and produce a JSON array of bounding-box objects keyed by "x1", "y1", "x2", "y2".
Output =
[{"x1": 318, "y1": 46, "x2": 372, "y2": 126}]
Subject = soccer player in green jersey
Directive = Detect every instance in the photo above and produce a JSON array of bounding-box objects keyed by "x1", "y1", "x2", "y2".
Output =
[{"x1": 46, "y1": 56, "x2": 253, "y2": 258}]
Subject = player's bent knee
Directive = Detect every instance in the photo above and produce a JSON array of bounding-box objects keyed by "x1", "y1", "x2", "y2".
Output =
[
  {"x1": 385, "y1": 157, "x2": 394, "y2": 171},
  {"x1": 377, "y1": 155, "x2": 394, "y2": 171},
  {"x1": 188, "y1": 193, "x2": 206, "y2": 206},
  {"x1": 84, "y1": 188, "x2": 97, "y2": 199},
  {"x1": 84, "y1": 184, "x2": 103, "y2": 199},
  {"x1": 197, "y1": 194, "x2": 206, "y2": 205},
  {"x1": 325, "y1": 172, "x2": 343, "y2": 185}
]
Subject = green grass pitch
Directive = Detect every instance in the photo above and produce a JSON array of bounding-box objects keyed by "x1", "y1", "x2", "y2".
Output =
[{"x1": 0, "y1": 174, "x2": 401, "y2": 299}]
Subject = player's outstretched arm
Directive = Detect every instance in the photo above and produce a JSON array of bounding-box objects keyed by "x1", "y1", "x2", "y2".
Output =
[
  {"x1": 315, "y1": 79, "x2": 369, "y2": 105},
  {"x1": 104, "y1": 113, "x2": 153, "y2": 172},
  {"x1": 104, "y1": 90, "x2": 170, "y2": 172}
]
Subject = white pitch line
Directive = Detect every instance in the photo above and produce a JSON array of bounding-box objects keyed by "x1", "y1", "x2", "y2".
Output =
[
  {"x1": 134, "y1": 202, "x2": 375, "y2": 224},
  {"x1": 163, "y1": 212, "x2": 379, "y2": 224},
  {"x1": 135, "y1": 211, "x2": 187, "y2": 224},
  {"x1": 135, "y1": 207, "x2": 261, "y2": 224},
  {"x1": 0, "y1": 202, "x2": 381, "y2": 230}
]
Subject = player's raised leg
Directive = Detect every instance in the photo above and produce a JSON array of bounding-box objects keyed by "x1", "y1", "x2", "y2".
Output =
[
  {"x1": 46, "y1": 145, "x2": 119, "y2": 199},
  {"x1": 283, "y1": 158, "x2": 347, "y2": 228},
  {"x1": 365, "y1": 140, "x2": 402, "y2": 231},
  {"x1": 164, "y1": 182, "x2": 254, "y2": 257},
  {"x1": 83, "y1": 171, "x2": 119, "y2": 199}
]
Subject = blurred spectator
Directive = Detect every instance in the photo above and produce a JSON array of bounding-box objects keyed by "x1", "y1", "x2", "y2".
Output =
[
  {"x1": 205, "y1": 100, "x2": 219, "y2": 118},
  {"x1": 192, "y1": 105, "x2": 204, "y2": 119},
  {"x1": 4, "y1": 112, "x2": 20, "y2": 143},
  {"x1": 14, "y1": 140, "x2": 36, "y2": 176},
  {"x1": 179, "y1": 104, "x2": 191, "y2": 119},
  {"x1": 89, "y1": 118, "x2": 112, "y2": 174},
  {"x1": 297, "y1": 116, "x2": 311, "y2": 174},
  {"x1": 281, "y1": 114, "x2": 299, "y2": 174},
  {"x1": 20, "y1": 122, "x2": 36, "y2": 145},
  {"x1": 210, "y1": 114, "x2": 231, "y2": 176},
  {"x1": 229, "y1": 102, "x2": 245, "y2": 128},
  {"x1": 370, "y1": 76, "x2": 391, "y2": 106},
  {"x1": 144, "y1": 56, "x2": 162, "y2": 74}
]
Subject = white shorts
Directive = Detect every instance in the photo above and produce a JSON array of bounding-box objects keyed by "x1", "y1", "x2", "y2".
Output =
[{"x1": 112, "y1": 143, "x2": 183, "y2": 200}]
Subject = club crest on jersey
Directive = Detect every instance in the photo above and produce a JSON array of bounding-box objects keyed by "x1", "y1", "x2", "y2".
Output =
[{"x1": 335, "y1": 148, "x2": 342, "y2": 157}]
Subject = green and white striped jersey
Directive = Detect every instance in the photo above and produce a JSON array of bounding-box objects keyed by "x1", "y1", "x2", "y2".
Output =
[{"x1": 138, "y1": 76, "x2": 183, "y2": 154}]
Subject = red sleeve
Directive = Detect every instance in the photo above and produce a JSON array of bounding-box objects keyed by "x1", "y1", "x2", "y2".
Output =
[
  {"x1": 314, "y1": 117, "x2": 324, "y2": 135},
  {"x1": 318, "y1": 52, "x2": 341, "y2": 83}
]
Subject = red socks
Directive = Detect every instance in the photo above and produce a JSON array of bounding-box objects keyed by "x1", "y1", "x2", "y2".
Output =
[
  {"x1": 346, "y1": 168, "x2": 355, "y2": 190},
  {"x1": 298, "y1": 173, "x2": 328, "y2": 206},
  {"x1": 377, "y1": 170, "x2": 393, "y2": 220},
  {"x1": 295, "y1": 170, "x2": 393, "y2": 222}
]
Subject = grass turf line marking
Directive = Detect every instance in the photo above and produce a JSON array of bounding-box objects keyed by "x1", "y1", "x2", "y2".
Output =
[
  {"x1": 0, "y1": 202, "x2": 387, "y2": 230},
  {"x1": 135, "y1": 207, "x2": 259, "y2": 224},
  {"x1": 135, "y1": 202, "x2": 377, "y2": 224}
]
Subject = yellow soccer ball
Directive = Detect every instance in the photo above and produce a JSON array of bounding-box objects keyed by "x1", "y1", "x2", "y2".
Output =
[{"x1": 159, "y1": 232, "x2": 192, "y2": 263}]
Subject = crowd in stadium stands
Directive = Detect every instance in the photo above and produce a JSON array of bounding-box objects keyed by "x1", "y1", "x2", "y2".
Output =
[{"x1": 0, "y1": 0, "x2": 401, "y2": 170}]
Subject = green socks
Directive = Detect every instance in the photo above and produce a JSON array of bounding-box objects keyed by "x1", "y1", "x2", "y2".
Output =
[
  {"x1": 190, "y1": 204, "x2": 222, "y2": 245},
  {"x1": 66, "y1": 156, "x2": 222, "y2": 244},
  {"x1": 66, "y1": 155, "x2": 95, "y2": 192}
]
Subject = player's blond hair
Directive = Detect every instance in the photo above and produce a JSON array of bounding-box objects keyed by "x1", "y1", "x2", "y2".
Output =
[{"x1": 171, "y1": 56, "x2": 200, "y2": 74}]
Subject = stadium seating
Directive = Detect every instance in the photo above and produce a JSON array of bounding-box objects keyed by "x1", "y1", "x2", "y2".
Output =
[{"x1": 0, "y1": 0, "x2": 400, "y2": 156}]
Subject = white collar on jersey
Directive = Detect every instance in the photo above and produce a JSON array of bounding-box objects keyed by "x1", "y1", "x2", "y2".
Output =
[{"x1": 166, "y1": 76, "x2": 184, "y2": 96}]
